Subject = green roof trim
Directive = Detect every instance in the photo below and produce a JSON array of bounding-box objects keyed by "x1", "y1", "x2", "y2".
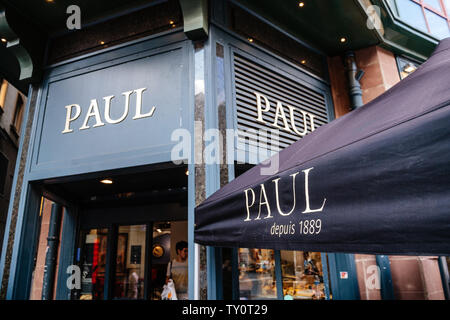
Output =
[{"x1": 359, "y1": 0, "x2": 438, "y2": 61}]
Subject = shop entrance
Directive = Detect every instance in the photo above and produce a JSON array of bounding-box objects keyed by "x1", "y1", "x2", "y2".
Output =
[
  {"x1": 76, "y1": 220, "x2": 187, "y2": 300},
  {"x1": 35, "y1": 163, "x2": 189, "y2": 300}
]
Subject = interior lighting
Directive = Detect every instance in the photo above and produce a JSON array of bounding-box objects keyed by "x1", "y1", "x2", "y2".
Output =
[
  {"x1": 403, "y1": 63, "x2": 417, "y2": 74},
  {"x1": 100, "y1": 179, "x2": 113, "y2": 184}
]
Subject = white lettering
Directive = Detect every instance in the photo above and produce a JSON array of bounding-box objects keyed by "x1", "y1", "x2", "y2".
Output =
[
  {"x1": 302, "y1": 167, "x2": 326, "y2": 213},
  {"x1": 171, "y1": 128, "x2": 191, "y2": 165},
  {"x1": 366, "y1": 265, "x2": 381, "y2": 290},
  {"x1": 66, "y1": 265, "x2": 81, "y2": 290},
  {"x1": 62, "y1": 104, "x2": 81, "y2": 134},
  {"x1": 256, "y1": 184, "x2": 271, "y2": 220},
  {"x1": 272, "y1": 172, "x2": 299, "y2": 216},
  {"x1": 244, "y1": 167, "x2": 326, "y2": 221},
  {"x1": 132, "y1": 88, "x2": 156, "y2": 120},
  {"x1": 288, "y1": 106, "x2": 308, "y2": 136},
  {"x1": 253, "y1": 92, "x2": 317, "y2": 137},
  {"x1": 104, "y1": 92, "x2": 129, "y2": 124},
  {"x1": 244, "y1": 188, "x2": 256, "y2": 222},
  {"x1": 254, "y1": 92, "x2": 271, "y2": 124},
  {"x1": 273, "y1": 101, "x2": 292, "y2": 133},
  {"x1": 79, "y1": 99, "x2": 105, "y2": 130},
  {"x1": 63, "y1": 87, "x2": 156, "y2": 133},
  {"x1": 66, "y1": 5, "x2": 81, "y2": 30}
]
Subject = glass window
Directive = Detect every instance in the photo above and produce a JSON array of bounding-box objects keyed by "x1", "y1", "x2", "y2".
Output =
[
  {"x1": 0, "y1": 153, "x2": 8, "y2": 195},
  {"x1": 112, "y1": 225, "x2": 147, "y2": 300},
  {"x1": 396, "y1": 0, "x2": 428, "y2": 32},
  {"x1": 0, "y1": 80, "x2": 7, "y2": 109},
  {"x1": 445, "y1": 0, "x2": 450, "y2": 15},
  {"x1": 151, "y1": 221, "x2": 188, "y2": 300},
  {"x1": 423, "y1": 0, "x2": 444, "y2": 12},
  {"x1": 394, "y1": 0, "x2": 450, "y2": 39},
  {"x1": 238, "y1": 248, "x2": 277, "y2": 299},
  {"x1": 396, "y1": 56, "x2": 420, "y2": 79},
  {"x1": 425, "y1": 9, "x2": 450, "y2": 38},
  {"x1": 78, "y1": 228, "x2": 109, "y2": 300},
  {"x1": 280, "y1": 251, "x2": 330, "y2": 300},
  {"x1": 13, "y1": 94, "x2": 24, "y2": 134}
]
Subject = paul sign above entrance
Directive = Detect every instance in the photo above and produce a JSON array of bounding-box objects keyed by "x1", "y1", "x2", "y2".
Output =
[
  {"x1": 31, "y1": 41, "x2": 190, "y2": 178},
  {"x1": 62, "y1": 87, "x2": 156, "y2": 134}
]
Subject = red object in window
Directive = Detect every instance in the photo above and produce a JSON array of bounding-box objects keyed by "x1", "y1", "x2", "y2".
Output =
[{"x1": 92, "y1": 239, "x2": 99, "y2": 285}]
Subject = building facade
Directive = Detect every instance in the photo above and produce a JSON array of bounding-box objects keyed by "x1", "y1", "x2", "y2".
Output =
[
  {"x1": 0, "y1": 0, "x2": 448, "y2": 300},
  {"x1": 0, "y1": 79, "x2": 25, "y2": 260}
]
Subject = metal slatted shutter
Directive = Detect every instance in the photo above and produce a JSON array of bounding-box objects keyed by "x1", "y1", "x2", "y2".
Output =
[{"x1": 233, "y1": 53, "x2": 329, "y2": 154}]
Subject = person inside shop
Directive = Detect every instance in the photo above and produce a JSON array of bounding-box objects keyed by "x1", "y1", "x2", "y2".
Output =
[
  {"x1": 166, "y1": 241, "x2": 188, "y2": 300},
  {"x1": 303, "y1": 252, "x2": 323, "y2": 282},
  {"x1": 127, "y1": 268, "x2": 139, "y2": 299}
]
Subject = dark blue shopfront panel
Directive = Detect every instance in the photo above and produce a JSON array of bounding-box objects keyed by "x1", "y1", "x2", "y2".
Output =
[{"x1": 30, "y1": 40, "x2": 192, "y2": 180}]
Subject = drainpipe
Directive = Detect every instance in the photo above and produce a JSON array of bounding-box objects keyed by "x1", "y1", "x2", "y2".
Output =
[
  {"x1": 41, "y1": 203, "x2": 63, "y2": 300},
  {"x1": 344, "y1": 51, "x2": 364, "y2": 110}
]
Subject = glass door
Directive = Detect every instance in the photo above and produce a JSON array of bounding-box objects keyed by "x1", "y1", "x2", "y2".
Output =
[
  {"x1": 77, "y1": 228, "x2": 109, "y2": 300},
  {"x1": 74, "y1": 225, "x2": 150, "y2": 300},
  {"x1": 112, "y1": 224, "x2": 147, "y2": 299},
  {"x1": 74, "y1": 220, "x2": 188, "y2": 300}
]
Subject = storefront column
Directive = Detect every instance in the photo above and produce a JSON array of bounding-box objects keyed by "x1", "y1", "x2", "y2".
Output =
[
  {"x1": 203, "y1": 35, "x2": 227, "y2": 300},
  {"x1": 355, "y1": 46, "x2": 400, "y2": 104},
  {"x1": 193, "y1": 41, "x2": 209, "y2": 300}
]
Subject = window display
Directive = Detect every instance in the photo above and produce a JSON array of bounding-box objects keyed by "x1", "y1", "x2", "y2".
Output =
[
  {"x1": 280, "y1": 251, "x2": 329, "y2": 300},
  {"x1": 238, "y1": 248, "x2": 277, "y2": 299}
]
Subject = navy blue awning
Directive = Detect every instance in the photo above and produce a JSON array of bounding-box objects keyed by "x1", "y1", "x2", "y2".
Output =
[{"x1": 194, "y1": 38, "x2": 450, "y2": 255}]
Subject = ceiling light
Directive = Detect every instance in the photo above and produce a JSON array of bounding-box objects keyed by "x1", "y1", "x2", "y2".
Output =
[
  {"x1": 248, "y1": 38, "x2": 254, "y2": 43},
  {"x1": 169, "y1": 20, "x2": 174, "y2": 25},
  {"x1": 99, "y1": 41, "x2": 105, "y2": 45},
  {"x1": 301, "y1": 60, "x2": 306, "y2": 64},
  {"x1": 1, "y1": 38, "x2": 6, "y2": 43},
  {"x1": 298, "y1": 2, "x2": 305, "y2": 7},
  {"x1": 45, "y1": 0, "x2": 55, "y2": 3},
  {"x1": 100, "y1": 179, "x2": 113, "y2": 184},
  {"x1": 340, "y1": 37, "x2": 347, "y2": 43}
]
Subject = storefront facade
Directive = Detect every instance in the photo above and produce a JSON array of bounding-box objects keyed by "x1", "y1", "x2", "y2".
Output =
[{"x1": 0, "y1": 0, "x2": 448, "y2": 300}]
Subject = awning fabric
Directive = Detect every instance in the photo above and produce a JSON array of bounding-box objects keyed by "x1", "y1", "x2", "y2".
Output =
[{"x1": 194, "y1": 39, "x2": 450, "y2": 255}]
